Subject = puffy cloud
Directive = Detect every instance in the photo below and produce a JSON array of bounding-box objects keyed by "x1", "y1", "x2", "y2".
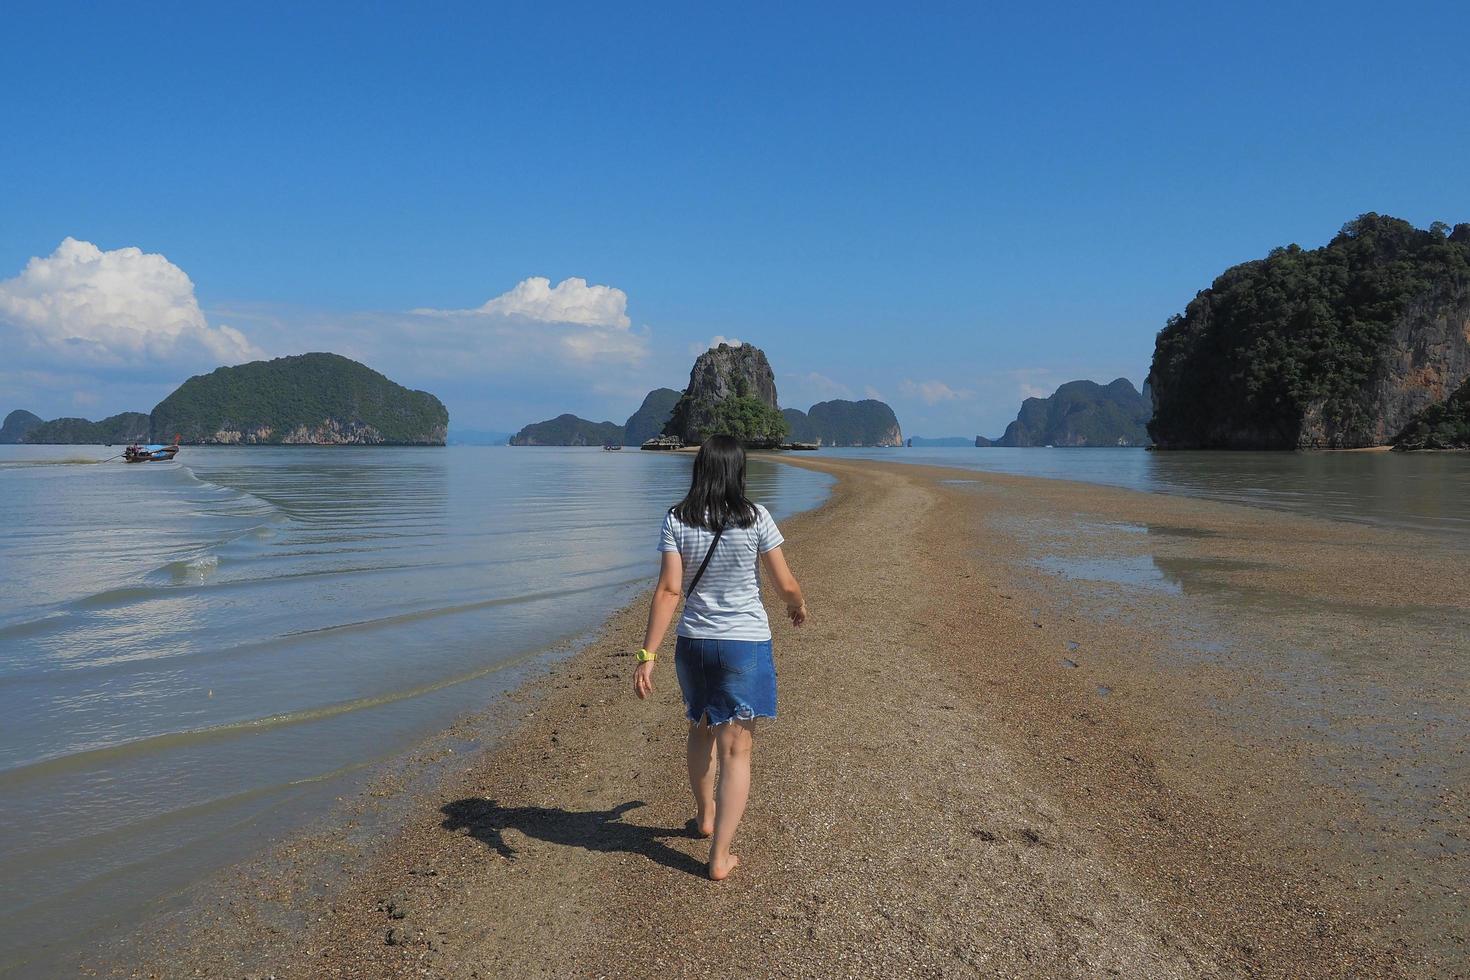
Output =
[
  {"x1": 863, "y1": 385, "x2": 885, "y2": 400},
  {"x1": 416, "y1": 275, "x2": 630, "y2": 328},
  {"x1": 899, "y1": 378, "x2": 972, "y2": 405},
  {"x1": 410, "y1": 275, "x2": 642, "y2": 364},
  {"x1": 0, "y1": 238, "x2": 259, "y2": 365}
]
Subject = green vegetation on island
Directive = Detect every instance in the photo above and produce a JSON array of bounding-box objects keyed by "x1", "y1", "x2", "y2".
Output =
[
  {"x1": 22, "y1": 412, "x2": 151, "y2": 445},
  {"x1": 152, "y1": 353, "x2": 448, "y2": 445},
  {"x1": 509, "y1": 414, "x2": 624, "y2": 446},
  {"x1": 1149, "y1": 214, "x2": 1470, "y2": 449},
  {"x1": 805, "y1": 400, "x2": 902, "y2": 447},
  {"x1": 622, "y1": 388, "x2": 681, "y2": 446},
  {"x1": 695, "y1": 395, "x2": 789, "y2": 445},
  {"x1": 1393, "y1": 378, "x2": 1470, "y2": 450},
  {"x1": 664, "y1": 344, "x2": 787, "y2": 447},
  {"x1": 0, "y1": 410, "x2": 43, "y2": 443},
  {"x1": 988, "y1": 379, "x2": 1151, "y2": 447}
]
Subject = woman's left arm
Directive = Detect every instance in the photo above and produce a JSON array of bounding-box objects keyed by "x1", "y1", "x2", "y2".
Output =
[{"x1": 633, "y1": 551, "x2": 684, "y2": 699}]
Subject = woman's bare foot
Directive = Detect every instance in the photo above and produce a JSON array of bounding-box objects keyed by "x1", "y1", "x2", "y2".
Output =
[
  {"x1": 707, "y1": 853, "x2": 740, "y2": 881},
  {"x1": 686, "y1": 816, "x2": 714, "y2": 839}
]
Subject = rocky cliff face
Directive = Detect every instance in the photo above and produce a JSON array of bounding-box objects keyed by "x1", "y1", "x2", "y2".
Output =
[
  {"x1": 1303, "y1": 286, "x2": 1470, "y2": 447},
  {"x1": 1393, "y1": 374, "x2": 1470, "y2": 449},
  {"x1": 663, "y1": 343, "x2": 780, "y2": 443},
  {"x1": 1149, "y1": 215, "x2": 1470, "y2": 449}
]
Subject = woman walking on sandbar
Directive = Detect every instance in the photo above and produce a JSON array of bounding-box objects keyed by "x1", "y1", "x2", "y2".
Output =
[{"x1": 632, "y1": 434, "x2": 807, "y2": 881}]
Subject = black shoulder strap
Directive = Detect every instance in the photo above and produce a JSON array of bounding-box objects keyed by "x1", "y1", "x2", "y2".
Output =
[{"x1": 685, "y1": 526, "x2": 725, "y2": 598}]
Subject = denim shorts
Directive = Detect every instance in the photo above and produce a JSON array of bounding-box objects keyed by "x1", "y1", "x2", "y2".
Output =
[{"x1": 674, "y1": 636, "x2": 777, "y2": 726}]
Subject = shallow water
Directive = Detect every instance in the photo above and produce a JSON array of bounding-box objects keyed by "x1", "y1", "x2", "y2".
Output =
[
  {"x1": 0, "y1": 445, "x2": 831, "y2": 976},
  {"x1": 828, "y1": 447, "x2": 1470, "y2": 541}
]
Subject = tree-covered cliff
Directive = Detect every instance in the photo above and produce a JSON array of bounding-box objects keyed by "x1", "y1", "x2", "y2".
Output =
[
  {"x1": 664, "y1": 344, "x2": 787, "y2": 446},
  {"x1": 622, "y1": 388, "x2": 681, "y2": 446},
  {"x1": 803, "y1": 400, "x2": 903, "y2": 446},
  {"x1": 992, "y1": 379, "x2": 1151, "y2": 447},
  {"x1": 509, "y1": 414, "x2": 624, "y2": 446},
  {"x1": 1149, "y1": 214, "x2": 1470, "y2": 449},
  {"x1": 1393, "y1": 377, "x2": 1470, "y2": 450},
  {"x1": 151, "y1": 353, "x2": 448, "y2": 445},
  {"x1": 22, "y1": 412, "x2": 151, "y2": 444},
  {"x1": 781, "y1": 408, "x2": 815, "y2": 443},
  {"x1": 0, "y1": 410, "x2": 43, "y2": 443}
]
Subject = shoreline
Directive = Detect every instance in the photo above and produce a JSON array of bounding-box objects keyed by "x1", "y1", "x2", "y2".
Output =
[{"x1": 117, "y1": 456, "x2": 1464, "y2": 978}]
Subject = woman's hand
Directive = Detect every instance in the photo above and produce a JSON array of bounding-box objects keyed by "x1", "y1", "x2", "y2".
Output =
[
  {"x1": 633, "y1": 660, "x2": 656, "y2": 699},
  {"x1": 788, "y1": 601, "x2": 808, "y2": 627}
]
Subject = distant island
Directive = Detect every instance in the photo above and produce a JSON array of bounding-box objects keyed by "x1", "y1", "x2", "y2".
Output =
[
  {"x1": 977, "y1": 378, "x2": 1151, "y2": 447},
  {"x1": 509, "y1": 414, "x2": 624, "y2": 446},
  {"x1": 0, "y1": 410, "x2": 44, "y2": 443},
  {"x1": 7, "y1": 353, "x2": 448, "y2": 445},
  {"x1": 622, "y1": 388, "x2": 682, "y2": 446},
  {"x1": 783, "y1": 400, "x2": 903, "y2": 447},
  {"x1": 509, "y1": 343, "x2": 905, "y2": 447},
  {"x1": 153, "y1": 353, "x2": 447, "y2": 445},
  {"x1": 1149, "y1": 214, "x2": 1470, "y2": 449}
]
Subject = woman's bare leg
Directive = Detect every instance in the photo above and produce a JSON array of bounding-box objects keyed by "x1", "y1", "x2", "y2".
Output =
[
  {"x1": 709, "y1": 719, "x2": 755, "y2": 880},
  {"x1": 686, "y1": 717, "x2": 717, "y2": 837}
]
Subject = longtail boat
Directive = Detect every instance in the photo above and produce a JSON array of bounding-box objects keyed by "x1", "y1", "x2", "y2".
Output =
[{"x1": 123, "y1": 437, "x2": 181, "y2": 463}]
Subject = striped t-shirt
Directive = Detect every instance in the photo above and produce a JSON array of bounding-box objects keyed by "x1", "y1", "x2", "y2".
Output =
[{"x1": 659, "y1": 504, "x2": 785, "y2": 640}]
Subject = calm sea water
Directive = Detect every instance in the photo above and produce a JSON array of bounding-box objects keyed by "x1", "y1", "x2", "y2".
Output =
[
  {"x1": 3, "y1": 443, "x2": 1465, "y2": 975},
  {"x1": 0, "y1": 446, "x2": 831, "y2": 977},
  {"x1": 826, "y1": 447, "x2": 1470, "y2": 541}
]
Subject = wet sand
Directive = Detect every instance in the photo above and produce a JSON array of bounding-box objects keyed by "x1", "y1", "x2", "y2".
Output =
[{"x1": 116, "y1": 457, "x2": 1466, "y2": 978}]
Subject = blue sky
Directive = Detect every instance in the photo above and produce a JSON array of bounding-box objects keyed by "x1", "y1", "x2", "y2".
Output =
[{"x1": 2, "y1": 1, "x2": 1467, "y2": 436}]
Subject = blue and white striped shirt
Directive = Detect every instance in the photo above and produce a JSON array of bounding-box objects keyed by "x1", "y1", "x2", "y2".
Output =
[{"x1": 659, "y1": 504, "x2": 785, "y2": 640}]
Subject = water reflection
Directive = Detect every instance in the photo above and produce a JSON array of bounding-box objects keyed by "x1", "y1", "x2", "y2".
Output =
[
  {"x1": 0, "y1": 445, "x2": 831, "y2": 978},
  {"x1": 828, "y1": 447, "x2": 1470, "y2": 540}
]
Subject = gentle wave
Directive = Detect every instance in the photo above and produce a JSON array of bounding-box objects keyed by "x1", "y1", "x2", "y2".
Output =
[{"x1": 0, "y1": 631, "x2": 568, "y2": 788}]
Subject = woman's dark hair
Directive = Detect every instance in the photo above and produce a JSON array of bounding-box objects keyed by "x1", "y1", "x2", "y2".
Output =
[{"x1": 672, "y1": 435, "x2": 758, "y2": 530}]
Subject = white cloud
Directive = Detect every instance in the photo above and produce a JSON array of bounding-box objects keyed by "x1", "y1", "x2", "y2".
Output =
[
  {"x1": 416, "y1": 275, "x2": 630, "y2": 328},
  {"x1": 863, "y1": 385, "x2": 885, "y2": 400},
  {"x1": 0, "y1": 238, "x2": 259, "y2": 366},
  {"x1": 899, "y1": 378, "x2": 972, "y2": 405},
  {"x1": 410, "y1": 275, "x2": 643, "y2": 364}
]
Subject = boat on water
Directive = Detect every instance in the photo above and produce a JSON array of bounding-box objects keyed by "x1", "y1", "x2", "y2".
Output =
[
  {"x1": 602, "y1": 442, "x2": 623, "y2": 451},
  {"x1": 123, "y1": 441, "x2": 181, "y2": 463}
]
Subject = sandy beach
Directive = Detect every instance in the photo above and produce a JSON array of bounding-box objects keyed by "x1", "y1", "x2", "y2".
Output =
[{"x1": 116, "y1": 456, "x2": 1467, "y2": 979}]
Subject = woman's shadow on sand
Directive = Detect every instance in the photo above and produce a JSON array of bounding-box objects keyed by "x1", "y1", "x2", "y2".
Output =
[{"x1": 441, "y1": 798, "x2": 707, "y2": 876}]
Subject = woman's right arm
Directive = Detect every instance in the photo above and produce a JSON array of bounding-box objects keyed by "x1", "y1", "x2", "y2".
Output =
[{"x1": 760, "y1": 546, "x2": 807, "y2": 627}]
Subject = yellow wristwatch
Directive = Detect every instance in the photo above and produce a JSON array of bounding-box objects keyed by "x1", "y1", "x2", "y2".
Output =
[{"x1": 635, "y1": 648, "x2": 656, "y2": 662}]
